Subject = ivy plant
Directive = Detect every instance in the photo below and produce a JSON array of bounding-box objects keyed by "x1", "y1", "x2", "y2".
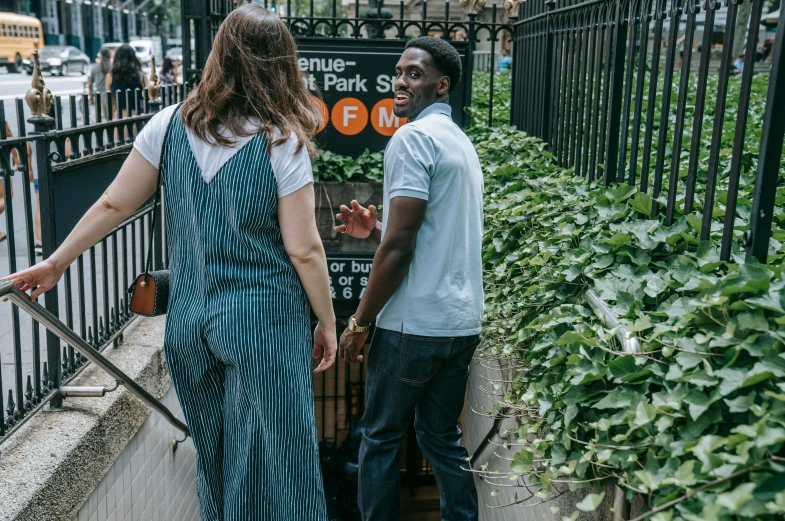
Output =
[{"x1": 476, "y1": 84, "x2": 785, "y2": 520}]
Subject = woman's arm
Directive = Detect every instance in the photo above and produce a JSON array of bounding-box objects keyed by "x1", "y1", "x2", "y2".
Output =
[
  {"x1": 278, "y1": 183, "x2": 336, "y2": 372},
  {"x1": 2, "y1": 149, "x2": 158, "y2": 299}
]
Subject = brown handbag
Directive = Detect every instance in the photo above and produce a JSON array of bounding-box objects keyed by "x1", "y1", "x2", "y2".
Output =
[{"x1": 127, "y1": 106, "x2": 179, "y2": 316}]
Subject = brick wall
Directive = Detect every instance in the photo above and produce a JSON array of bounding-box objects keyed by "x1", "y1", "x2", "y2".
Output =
[{"x1": 72, "y1": 387, "x2": 201, "y2": 521}]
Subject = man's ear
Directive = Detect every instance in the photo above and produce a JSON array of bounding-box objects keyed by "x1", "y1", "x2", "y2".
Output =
[{"x1": 438, "y1": 76, "x2": 450, "y2": 96}]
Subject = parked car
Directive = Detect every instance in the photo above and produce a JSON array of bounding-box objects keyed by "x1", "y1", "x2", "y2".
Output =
[
  {"x1": 99, "y1": 42, "x2": 123, "y2": 61},
  {"x1": 130, "y1": 40, "x2": 154, "y2": 68},
  {"x1": 165, "y1": 47, "x2": 183, "y2": 63},
  {"x1": 23, "y1": 45, "x2": 91, "y2": 76}
]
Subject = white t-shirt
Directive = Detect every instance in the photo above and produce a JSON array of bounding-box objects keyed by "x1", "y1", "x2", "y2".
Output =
[{"x1": 133, "y1": 104, "x2": 313, "y2": 198}]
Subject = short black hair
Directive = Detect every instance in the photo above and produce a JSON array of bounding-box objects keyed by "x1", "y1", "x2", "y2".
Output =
[{"x1": 405, "y1": 36, "x2": 462, "y2": 93}]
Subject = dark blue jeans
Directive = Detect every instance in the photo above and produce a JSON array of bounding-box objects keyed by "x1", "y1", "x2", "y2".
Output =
[{"x1": 358, "y1": 327, "x2": 480, "y2": 521}]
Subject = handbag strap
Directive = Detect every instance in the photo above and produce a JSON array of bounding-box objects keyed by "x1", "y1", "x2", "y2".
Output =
[{"x1": 143, "y1": 104, "x2": 181, "y2": 277}]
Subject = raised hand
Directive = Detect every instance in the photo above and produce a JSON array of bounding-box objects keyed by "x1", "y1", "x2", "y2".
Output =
[
  {"x1": 335, "y1": 200, "x2": 378, "y2": 239},
  {"x1": 1, "y1": 259, "x2": 64, "y2": 301}
]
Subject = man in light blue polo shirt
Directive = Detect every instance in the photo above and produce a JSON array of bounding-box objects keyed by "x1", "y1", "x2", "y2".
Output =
[{"x1": 335, "y1": 36, "x2": 483, "y2": 521}]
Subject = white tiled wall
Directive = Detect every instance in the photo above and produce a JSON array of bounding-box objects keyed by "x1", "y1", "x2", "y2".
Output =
[{"x1": 73, "y1": 386, "x2": 202, "y2": 521}]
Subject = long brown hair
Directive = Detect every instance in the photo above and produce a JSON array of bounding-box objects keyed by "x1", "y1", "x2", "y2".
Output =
[{"x1": 181, "y1": 5, "x2": 321, "y2": 157}]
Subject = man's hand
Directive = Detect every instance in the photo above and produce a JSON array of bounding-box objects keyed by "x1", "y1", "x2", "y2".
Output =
[
  {"x1": 339, "y1": 327, "x2": 369, "y2": 364},
  {"x1": 335, "y1": 200, "x2": 378, "y2": 239}
]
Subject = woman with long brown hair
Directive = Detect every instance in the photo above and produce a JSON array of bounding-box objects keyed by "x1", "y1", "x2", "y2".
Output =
[{"x1": 2, "y1": 5, "x2": 334, "y2": 520}]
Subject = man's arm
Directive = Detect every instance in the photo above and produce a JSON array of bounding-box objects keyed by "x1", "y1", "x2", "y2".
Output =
[
  {"x1": 337, "y1": 196, "x2": 426, "y2": 363},
  {"x1": 355, "y1": 196, "x2": 426, "y2": 326},
  {"x1": 368, "y1": 221, "x2": 382, "y2": 246}
]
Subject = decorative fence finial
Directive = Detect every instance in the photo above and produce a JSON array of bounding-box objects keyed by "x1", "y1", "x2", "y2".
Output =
[
  {"x1": 25, "y1": 50, "x2": 53, "y2": 118},
  {"x1": 460, "y1": 0, "x2": 485, "y2": 13},
  {"x1": 504, "y1": 0, "x2": 520, "y2": 17},
  {"x1": 148, "y1": 55, "x2": 161, "y2": 102}
]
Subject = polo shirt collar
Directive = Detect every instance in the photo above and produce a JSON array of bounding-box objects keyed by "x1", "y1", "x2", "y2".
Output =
[{"x1": 415, "y1": 102, "x2": 452, "y2": 121}]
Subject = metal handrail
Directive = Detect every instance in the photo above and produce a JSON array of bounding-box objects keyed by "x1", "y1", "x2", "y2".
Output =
[
  {"x1": 0, "y1": 280, "x2": 190, "y2": 441},
  {"x1": 585, "y1": 288, "x2": 639, "y2": 521},
  {"x1": 585, "y1": 289, "x2": 641, "y2": 354}
]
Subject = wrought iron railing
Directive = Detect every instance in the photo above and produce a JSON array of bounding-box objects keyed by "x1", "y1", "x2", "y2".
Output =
[
  {"x1": 0, "y1": 62, "x2": 185, "y2": 440},
  {"x1": 0, "y1": 280, "x2": 190, "y2": 447},
  {"x1": 181, "y1": 0, "x2": 513, "y2": 127},
  {"x1": 511, "y1": 0, "x2": 785, "y2": 264}
]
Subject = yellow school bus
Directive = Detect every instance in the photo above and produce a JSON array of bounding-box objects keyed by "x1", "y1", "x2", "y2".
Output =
[{"x1": 0, "y1": 13, "x2": 42, "y2": 73}]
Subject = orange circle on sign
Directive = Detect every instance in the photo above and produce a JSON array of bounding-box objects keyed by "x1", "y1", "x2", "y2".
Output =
[
  {"x1": 371, "y1": 99, "x2": 408, "y2": 136},
  {"x1": 312, "y1": 96, "x2": 329, "y2": 133},
  {"x1": 331, "y1": 98, "x2": 369, "y2": 136}
]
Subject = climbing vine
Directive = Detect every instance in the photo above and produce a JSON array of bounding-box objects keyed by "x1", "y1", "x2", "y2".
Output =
[{"x1": 475, "y1": 73, "x2": 785, "y2": 520}]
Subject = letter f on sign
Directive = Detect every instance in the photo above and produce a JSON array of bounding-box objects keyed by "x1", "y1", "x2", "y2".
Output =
[
  {"x1": 343, "y1": 106, "x2": 358, "y2": 127},
  {"x1": 331, "y1": 98, "x2": 369, "y2": 136}
]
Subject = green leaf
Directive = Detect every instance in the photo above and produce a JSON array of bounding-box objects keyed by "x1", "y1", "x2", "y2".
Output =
[
  {"x1": 684, "y1": 390, "x2": 711, "y2": 420},
  {"x1": 510, "y1": 450, "x2": 534, "y2": 474},
  {"x1": 715, "y1": 368, "x2": 747, "y2": 396},
  {"x1": 720, "y1": 263, "x2": 771, "y2": 296},
  {"x1": 634, "y1": 402, "x2": 657, "y2": 427},
  {"x1": 629, "y1": 191, "x2": 653, "y2": 215},
  {"x1": 662, "y1": 460, "x2": 698, "y2": 487},
  {"x1": 687, "y1": 213, "x2": 703, "y2": 232},
  {"x1": 575, "y1": 492, "x2": 605, "y2": 512},
  {"x1": 593, "y1": 388, "x2": 640, "y2": 410},
  {"x1": 715, "y1": 482, "x2": 756, "y2": 513},
  {"x1": 736, "y1": 310, "x2": 770, "y2": 333},
  {"x1": 724, "y1": 392, "x2": 756, "y2": 413},
  {"x1": 608, "y1": 356, "x2": 638, "y2": 379},
  {"x1": 634, "y1": 470, "x2": 658, "y2": 491}
]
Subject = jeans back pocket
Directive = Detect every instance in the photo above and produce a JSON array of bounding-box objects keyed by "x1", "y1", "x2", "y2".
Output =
[{"x1": 398, "y1": 334, "x2": 454, "y2": 384}]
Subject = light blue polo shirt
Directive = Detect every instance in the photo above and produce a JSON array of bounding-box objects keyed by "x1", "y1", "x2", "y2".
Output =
[{"x1": 375, "y1": 102, "x2": 484, "y2": 337}]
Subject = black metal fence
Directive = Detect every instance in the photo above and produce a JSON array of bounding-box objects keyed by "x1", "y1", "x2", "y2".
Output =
[
  {"x1": 0, "y1": 83, "x2": 184, "y2": 442},
  {"x1": 511, "y1": 0, "x2": 785, "y2": 263},
  {"x1": 182, "y1": 0, "x2": 512, "y2": 127}
]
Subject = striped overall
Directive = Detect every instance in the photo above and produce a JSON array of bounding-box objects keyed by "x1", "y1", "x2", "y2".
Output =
[{"x1": 161, "y1": 111, "x2": 328, "y2": 521}]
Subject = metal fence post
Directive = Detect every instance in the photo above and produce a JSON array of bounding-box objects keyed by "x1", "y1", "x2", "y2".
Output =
[
  {"x1": 747, "y1": 9, "x2": 785, "y2": 262},
  {"x1": 25, "y1": 52, "x2": 62, "y2": 408},
  {"x1": 603, "y1": 0, "x2": 628, "y2": 185},
  {"x1": 542, "y1": 0, "x2": 556, "y2": 141},
  {"x1": 465, "y1": 8, "x2": 478, "y2": 128}
]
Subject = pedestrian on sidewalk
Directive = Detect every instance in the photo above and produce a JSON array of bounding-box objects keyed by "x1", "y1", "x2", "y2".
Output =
[
  {"x1": 335, "y1": 36, "x2": 484, "y2": 521},
  {"x1": 106, "y1": 44, "x2": 149, "y2": 118},
  {"x1": 89, "y1": 48, "x2": 112, "y2": 120},
  {"x1": 160, "y1": 57, "x2": 177, "y2": 87},
  {"x1": 2, "y1": 5, "x2": 335, "y2": 521},
  {"x1": 0, "y1": 123, "x2": 22, "y2": 244}
]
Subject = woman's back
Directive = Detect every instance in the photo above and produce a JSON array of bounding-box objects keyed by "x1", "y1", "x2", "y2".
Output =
[{"x1": 134, "y1": 105, "x2": 315, "y2": 302}]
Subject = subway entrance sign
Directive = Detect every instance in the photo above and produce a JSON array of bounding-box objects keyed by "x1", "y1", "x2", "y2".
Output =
[{"x1": 297, "y1": 39, "x2": 469, "y2": 157}]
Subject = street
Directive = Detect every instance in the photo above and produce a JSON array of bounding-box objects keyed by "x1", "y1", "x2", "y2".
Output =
[{"x1": 0, "y1": 69, "x2": 90, "y2": 132}]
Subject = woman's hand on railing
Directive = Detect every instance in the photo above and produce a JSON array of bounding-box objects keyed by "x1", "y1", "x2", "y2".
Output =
[
  {"x1": 1, "y1": 259, "x2": 64, "y2": 301},
  {"x1": 313, "y1": 320, "x2": 337, "y2": 374}
]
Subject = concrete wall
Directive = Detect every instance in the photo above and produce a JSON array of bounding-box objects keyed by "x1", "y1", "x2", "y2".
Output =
[
  {"x1": 0, "y1": 316, "x2": 198, "y2": 521},
  {"x1": 71, "y1": 387, "x2": 200, "y2": 521},
  {"x1": 463, "y1": 358, "x2": 617, "y2": 521}
]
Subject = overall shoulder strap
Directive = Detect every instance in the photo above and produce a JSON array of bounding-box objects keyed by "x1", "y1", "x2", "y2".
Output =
[{"x1": 143, "y1": 103, "x2": 182, "y2": 275}]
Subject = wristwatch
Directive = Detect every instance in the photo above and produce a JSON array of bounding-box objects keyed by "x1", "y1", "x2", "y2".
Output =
[{"x1": 348, "y1": 315, "x2": 371, "y2": 333}]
